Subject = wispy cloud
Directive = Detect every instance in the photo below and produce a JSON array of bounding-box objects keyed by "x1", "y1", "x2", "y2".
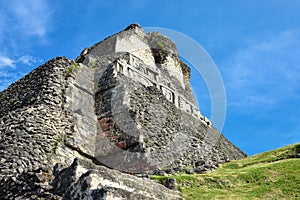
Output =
[
  {"x1": 224, "y1": 30, "x2": 300, "y2": 113},
  {"x1": 0, "y1": 54, "x2": 43, "y2": 91},
  {"x1": 0, "y1": 0, "x2": 51, "y2": 91},
  {"x1": 10, "y1": 0, "x2": 51, "y2": 38},
  {"x1": 0, "y1": 54, "x2": 42, "y2": 68},
  {"x1": 17, "y1": 55, "x2": 43, "y2": 66},
  {"x1": 0, "y1": 56, "x2": 15, "y2": 68},
  {"x1": 0, "y1": 0, "x2": 52, "y2": 49}
]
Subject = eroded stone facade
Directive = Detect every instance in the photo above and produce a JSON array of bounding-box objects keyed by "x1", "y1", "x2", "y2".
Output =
[
  {"x1": 0, "y1": 24, "x2": 246, "y2": 199},
  {"x1": 114, "y1": 53, "x2": 210, "y2": 125}
]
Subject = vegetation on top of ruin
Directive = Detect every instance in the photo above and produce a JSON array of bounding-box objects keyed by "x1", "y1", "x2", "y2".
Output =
[{"x1": 66, "y1": 63, "x2": 79, "y2": 75}]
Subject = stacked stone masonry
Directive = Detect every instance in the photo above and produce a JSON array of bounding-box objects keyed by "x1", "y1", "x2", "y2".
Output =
[
  {"x1": 114, "y1": 52, "x2": 211, "y2": 125},
  {"x1": 0, "y1": 57, "x2": 74, "y2": 180},
  {"x1": 0, "y1": 24, "x2": 246, "y2": 199}
]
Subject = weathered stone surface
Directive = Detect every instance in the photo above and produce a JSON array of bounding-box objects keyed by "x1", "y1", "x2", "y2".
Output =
[
  {"x1": 76, "y1": 23, "x2": 246, "y2": 173},
  {"x1": 0, "y1": 23, "x2": 246, "y2": 199},
  {"x1": 64, "y1": 63, "x2": 97, "y2": 157},
  {"x1": 0, "y1": 57, "x2": 74, "y2": 180},
  {"x1": 54, "y1": 158, "x2": 183, "y2": 200},
  {"x1": 0, "y1": 158, "x2": 182, "y2": 200}
]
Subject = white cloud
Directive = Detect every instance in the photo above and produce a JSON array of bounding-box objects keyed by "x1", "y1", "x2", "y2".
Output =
[
  {"x1": 0, "y1": 0, "x2": 50, "y2": 91},
  {"x1": 10, "y1": 0, "x2": 52, "y2": 38},
  {"x1": 0, "y1": 0, "x2": 52, "y2": 49},
  {"x1": 0, "y1": 54, "x2": 42, "y2": 68},
  {"x1": 224, "y1": 30, "x2": 300, "y2": 112},
  {"x1": 0, "y1": 54, "x2": 43, "y2": 91},
  {"x1": 0, "y1": 56, "x2": 15, "y2": 68},
  {"x1": 18, "y1": 55, "x2": 42, "y2": 66}
]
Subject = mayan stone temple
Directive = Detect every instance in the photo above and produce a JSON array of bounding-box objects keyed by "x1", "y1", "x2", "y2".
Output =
[{"x1": 0, "y1": 24, "x2": 246, "y2": 199}]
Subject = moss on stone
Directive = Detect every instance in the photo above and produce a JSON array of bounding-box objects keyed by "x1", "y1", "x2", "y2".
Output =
[
  {"x1": 157, "y1": 41, "x2": 165, "y2": 49},
  {"x1": 66, "y1": 63, "x2": 79, "y2": 75}
]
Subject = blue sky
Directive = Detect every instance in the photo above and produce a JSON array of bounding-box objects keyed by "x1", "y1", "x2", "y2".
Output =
[{"x1": 0, "y1": 0, "x2": 299, "y2": 155}]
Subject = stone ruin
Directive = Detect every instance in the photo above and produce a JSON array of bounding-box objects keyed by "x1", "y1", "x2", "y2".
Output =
[{"x1": 0, "y1": 24, "x2": 246, "y2": 199}]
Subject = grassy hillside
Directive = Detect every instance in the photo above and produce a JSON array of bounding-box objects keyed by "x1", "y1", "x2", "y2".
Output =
[{"x1": 152, "y1": 143, "x2": 300, "y2": 199}]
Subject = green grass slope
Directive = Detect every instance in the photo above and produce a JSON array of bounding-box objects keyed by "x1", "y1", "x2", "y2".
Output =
[{"x1": 152, "y1": 143, "x2": 300, "y2": 200}]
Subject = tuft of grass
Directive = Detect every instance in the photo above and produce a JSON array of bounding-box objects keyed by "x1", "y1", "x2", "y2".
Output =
[
  {"x1": 151, "y1": 143, "x2": 300, "y2": 200},
  {"x1": 157, "y1": 41, "x2": 164, "y2": 49},
  {"x1": 66, "y1": 63, "x2": 79, "y2": 75},
  {"x1": 50, "y1": 133, "x2": 69, "y2": 154}
]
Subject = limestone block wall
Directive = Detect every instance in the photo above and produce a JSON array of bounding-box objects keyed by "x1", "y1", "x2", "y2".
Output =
[
  {"x1": 114, "y1": 52, "x2": 210, "y2": 125},
  {"x1": 0, "y1": 24, "x2": 247, "y2": 198},
  {"x1": 77, "y1": 24, "x2": 208, "y2": 124},
  {"x1": 77, "y1": 24, "x2": 195, "y2": 106},
  {"x1": 64, "y1": 63, "x2": 97, "y2": 157},
  {"x1": 0, "y1": 57, "x2": 70, "y2": 117},
  {"x1": 0, "y1": 57, "x2": 74, "y2": 180},
  {"x1": 74, "y1": 25, "x2": 246, "y2": 173},
  {"x1": 0, "y1": 57, "x2": 99, "y2": 181},
  {"x1": 89, "y1": 54, "x2": 245, "y2": 173},
  {"x1": 0, "y1": 24, "x2": 246, "y2": 178}
]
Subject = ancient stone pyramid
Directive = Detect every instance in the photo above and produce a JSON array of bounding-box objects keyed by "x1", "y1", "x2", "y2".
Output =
[{"x1": 0, "y1": 24, "x2": 246, "y2": 199}]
